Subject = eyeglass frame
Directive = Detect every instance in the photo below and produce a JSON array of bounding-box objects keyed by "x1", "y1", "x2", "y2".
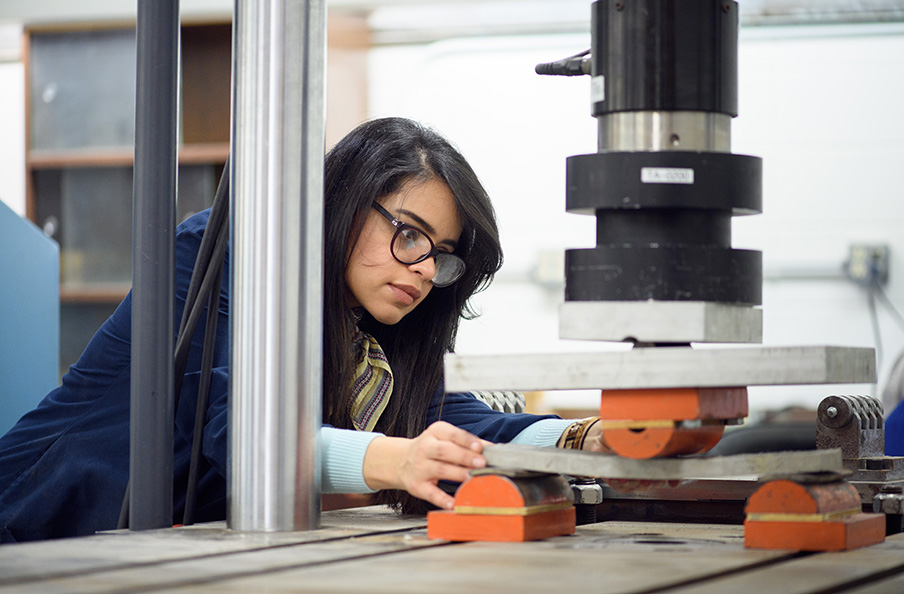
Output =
[{"x1": 370, "y1": 201, "x2": 466, "y2": 287}]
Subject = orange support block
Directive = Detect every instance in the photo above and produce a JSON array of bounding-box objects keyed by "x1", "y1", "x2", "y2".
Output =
[
  {"x1": 600, "y1": 387, "x2": 749, "y2": 421},
  {"x1": 744, "y1": 479, "x2": 885, "y2": 551},
  {"x1": 598, "y1": 387, "x2": 748, "y2": 459},
  {"x1": 427, "y1": 472, "x2": 576, "y2": 543},
  {"x1": 745, "y1": 515, "x2": 886, "y2": 552},
  {"x1": 427, "y1": 506, "x2": 576, "y2": 543}
]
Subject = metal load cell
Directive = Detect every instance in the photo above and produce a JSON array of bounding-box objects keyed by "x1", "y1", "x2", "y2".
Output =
[{"x1": 540, "y1": 0, "x2": 763, "y2": 343}]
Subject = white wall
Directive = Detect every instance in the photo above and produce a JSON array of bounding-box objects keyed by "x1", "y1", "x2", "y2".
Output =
[
  {"x1": 0, "y1": 62, "x2": 25, "y2": 216},
  {"x1": 369, "y1": 24, "x2": 904, "y2": 414}
]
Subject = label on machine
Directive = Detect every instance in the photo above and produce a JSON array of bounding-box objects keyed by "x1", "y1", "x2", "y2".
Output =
[
  {"x1": 591, "y1": 75, "x2": 605, "y2": 103},
  {"x1": 641, "y1": 167, "x2": 695, "y2": 184}
]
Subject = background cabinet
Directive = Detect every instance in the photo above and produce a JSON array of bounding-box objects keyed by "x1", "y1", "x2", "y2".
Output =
[
  {"x1": 25, "y1": 16, "x2": 370, "y2": 378},
  {"x1": 25, "y1": 22, "x2": 231, "y2": 376}
]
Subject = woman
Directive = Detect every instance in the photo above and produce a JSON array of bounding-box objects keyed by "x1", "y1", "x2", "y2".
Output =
[{"x1": 0, "y1": 118, "x2": 600, "y2": 543}]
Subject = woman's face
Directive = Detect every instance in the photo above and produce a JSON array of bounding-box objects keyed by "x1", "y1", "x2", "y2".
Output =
[{"x1": 346, "y1": 177, "x2": 463, "y2": 325}]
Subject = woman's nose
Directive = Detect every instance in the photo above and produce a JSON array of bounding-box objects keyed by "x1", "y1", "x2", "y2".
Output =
[{"x1": 408, "y1": 256, "x2": 437, "y2": 282}]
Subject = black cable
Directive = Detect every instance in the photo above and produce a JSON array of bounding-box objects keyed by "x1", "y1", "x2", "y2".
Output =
[
  {"x1": 868, "y1": 283, "x2": 883, "y2": 374},
  {"x1": 117, "y1": 482, "x2": 130, "y2": 529},
  {"x1": 535, "y1": 49, "x2": 591, "y2": 76},
  {"x1": 875, "y1": 283, "x2": 904, "y2": 333},
  {"x1": 183, "y1": 257, "x2": 224, "y2": 525},
  {"x1": 179, "y1": 160, "x2": 230, "y2": 339},
  {"x1": 174, "y1": 160, "x2": 231, "y2": 404},
  {"x1": 118, "y1": 159, "x2": 231, "y2": 530},
  {"x1": 870, "y1": 283, "x2": 904, "y2": 413},
  {"x1": 173, "y1": 211, "x2": 230, "y2": 402},
  {"x1": 179, "y1": 165, "x2": 230, "y2": 525}
]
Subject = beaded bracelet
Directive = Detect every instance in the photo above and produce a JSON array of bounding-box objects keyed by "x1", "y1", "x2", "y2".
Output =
[{"x1": 558, "y1": 416, "x2": 601, "y2": 450}]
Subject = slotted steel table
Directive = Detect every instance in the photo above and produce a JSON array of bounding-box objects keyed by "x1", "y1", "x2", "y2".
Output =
[{"x1": 1, "y1": 506, "x2": 902, "y2": 593}]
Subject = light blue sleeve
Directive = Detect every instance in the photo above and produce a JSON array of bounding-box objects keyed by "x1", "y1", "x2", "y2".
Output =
[
  {"x1": 321, "y1": 426, "x2": 384, "y2": 494},
  {"x1": 321, "y1": 419, "x2": 573, "y2": 493},
  {"x1": 508, "y1": 418, "x2": 574, "y2": 447}
]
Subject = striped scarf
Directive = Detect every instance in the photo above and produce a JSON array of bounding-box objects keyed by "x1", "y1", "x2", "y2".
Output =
[{"x1": 349, "y1": 328, "x2": 394, "y2": 431}]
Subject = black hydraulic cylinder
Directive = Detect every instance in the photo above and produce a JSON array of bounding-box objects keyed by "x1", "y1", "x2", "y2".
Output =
[
  {"x1": 563, "y1": 0, "x2": 761, "y2": 307},
  {"x1": 130, "y1": 0, "x2": 179, "y2": 530},
  {"x1": 591, "y1": 0, "x2": 738, "y2": 116}
]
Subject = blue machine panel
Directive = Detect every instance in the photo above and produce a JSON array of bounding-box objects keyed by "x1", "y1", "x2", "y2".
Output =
[{"x1": 0, "y1": 200, "x2": 59, "y2": 436}]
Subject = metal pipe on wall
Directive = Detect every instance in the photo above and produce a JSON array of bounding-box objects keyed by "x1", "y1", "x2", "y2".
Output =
[
  {"x1": 230, "y1": 0, "x2": 326, "y2": 531},
  {"x1": 130, "y1": 0, "x2": 179, "y2": 530}
]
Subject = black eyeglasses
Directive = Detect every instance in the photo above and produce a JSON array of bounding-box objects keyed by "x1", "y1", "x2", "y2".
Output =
[{"x1": 371, "y1": 202, "x2": 466, "y2": 287}]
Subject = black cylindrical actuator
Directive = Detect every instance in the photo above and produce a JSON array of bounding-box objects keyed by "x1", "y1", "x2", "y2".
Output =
[
  {"x1": 564, "y1": 0, "x2": 762, "y2": 307},
  {"x1": 591, "y1": 0, "x2": 738, "y2": 117}
]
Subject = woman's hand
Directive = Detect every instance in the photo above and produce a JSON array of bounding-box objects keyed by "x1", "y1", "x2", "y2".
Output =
[{"x1": 362, "y1": 421, "x2": 487, "y2": 510}]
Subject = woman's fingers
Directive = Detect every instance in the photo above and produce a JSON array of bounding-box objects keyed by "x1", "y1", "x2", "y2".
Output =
[
  {"x1": 406, "y1": 459, "x2": 476, "y2": 509},
  {"x1": 423, "y1": 435, "x2": 486, "y2": 471},
  {"x1": 419, "y1": 427, "x2": 487, "y2": 477},
  {"x1": 387, "y1": 424, "x2": 488, "y2": 509},
  {"x1": 420, "y1": 486, "x2": 455, "y2": 510},
  {"x1": 423, "y1": 421, "x2": 485, "y2": 453}
]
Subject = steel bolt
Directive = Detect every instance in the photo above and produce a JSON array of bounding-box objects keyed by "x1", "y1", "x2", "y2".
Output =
[
  {"x1": 826, "y1": 406, "x2": 838, "y2": 418},
  {"x1": 571, "y1": 481, "x2": 604, "y2": 505},
  {"x1": 873, "y1": 492, "x2": 904, "y2": 515}
]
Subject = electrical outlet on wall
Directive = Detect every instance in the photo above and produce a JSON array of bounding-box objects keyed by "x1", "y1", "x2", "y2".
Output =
[{"x1": 844, "y1": 244, "x2": 890, "y2": 286}]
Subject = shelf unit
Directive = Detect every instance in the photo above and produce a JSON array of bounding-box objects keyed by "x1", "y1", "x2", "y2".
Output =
[
  {"x1": 24, "y1": 14, "x2": 370, "y2": 377},
  {"x1": 24, "y1": 22, "x2": 231, "y2": 375}
]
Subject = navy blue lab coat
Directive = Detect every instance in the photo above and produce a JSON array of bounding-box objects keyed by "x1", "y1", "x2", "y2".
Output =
[{"x1": 0, "y1": 209, "x2": 551, "y2": 543}]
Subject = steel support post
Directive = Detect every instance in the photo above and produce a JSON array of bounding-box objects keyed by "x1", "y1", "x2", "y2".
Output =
[
  {"x1": 230, "y1": 0, "x2": 326, "y2": 531},
  {"x1": 130, "y1": 0, "x2": 179, "y2": 530}
]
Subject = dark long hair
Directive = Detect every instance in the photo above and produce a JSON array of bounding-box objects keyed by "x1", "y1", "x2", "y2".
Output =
[{"x1": 322, "y1": 117, "x2": 503, "y2": 511}]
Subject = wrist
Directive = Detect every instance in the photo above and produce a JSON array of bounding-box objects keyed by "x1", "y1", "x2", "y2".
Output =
[{"x1": 362, "y1": 435, "x2": 407, "y2": 490}]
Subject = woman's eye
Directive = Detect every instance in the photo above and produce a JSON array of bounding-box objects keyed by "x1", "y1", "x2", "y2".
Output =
[{"x1": 399, "y1": 228, "x2": 421, "y2": 247}]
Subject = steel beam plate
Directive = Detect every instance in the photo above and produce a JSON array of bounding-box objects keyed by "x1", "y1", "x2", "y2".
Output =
[
  {"x1": 559, "y1": 301, "x2": 763, "y2": 343},
  {"x1": 482, "y1": 444, "x2": 844, "y2": 481},
  {"x1": 444, "y1": 345, "x2": 875, "y2": 392}
]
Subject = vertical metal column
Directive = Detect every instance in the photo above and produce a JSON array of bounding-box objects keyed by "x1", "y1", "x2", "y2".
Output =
[
  {"x1": 130, "y1": 0, "x2": 179, "y2": 529},
  {"x1": 230, "y1": 0, "x2": 325, "y2": 531}
]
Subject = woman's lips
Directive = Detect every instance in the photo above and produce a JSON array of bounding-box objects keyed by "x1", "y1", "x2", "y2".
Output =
[{"x1": 389, "y1": 283, "x2": 420, "y2": 306}]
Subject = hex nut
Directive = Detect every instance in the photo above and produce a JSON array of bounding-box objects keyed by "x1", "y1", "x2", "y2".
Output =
[
  {"x1": 873, "y1": 492, "x2": 904, "y2": 515},
  {"x1": 571, "y1": 482, "x2": 604, "y2": 505}
]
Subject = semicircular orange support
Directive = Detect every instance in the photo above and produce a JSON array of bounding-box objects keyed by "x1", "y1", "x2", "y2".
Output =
[
  {"x1": 602, "y1": 424, "x2": 724, "y2": 459},
  {"x1": 598, "y1": 387, "x2": 746, "y2": 459}
]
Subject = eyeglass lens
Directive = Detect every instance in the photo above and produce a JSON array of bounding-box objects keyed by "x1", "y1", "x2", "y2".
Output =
[{"x1": 391, "y1": 227, "x2": 464, "y2": 287}]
